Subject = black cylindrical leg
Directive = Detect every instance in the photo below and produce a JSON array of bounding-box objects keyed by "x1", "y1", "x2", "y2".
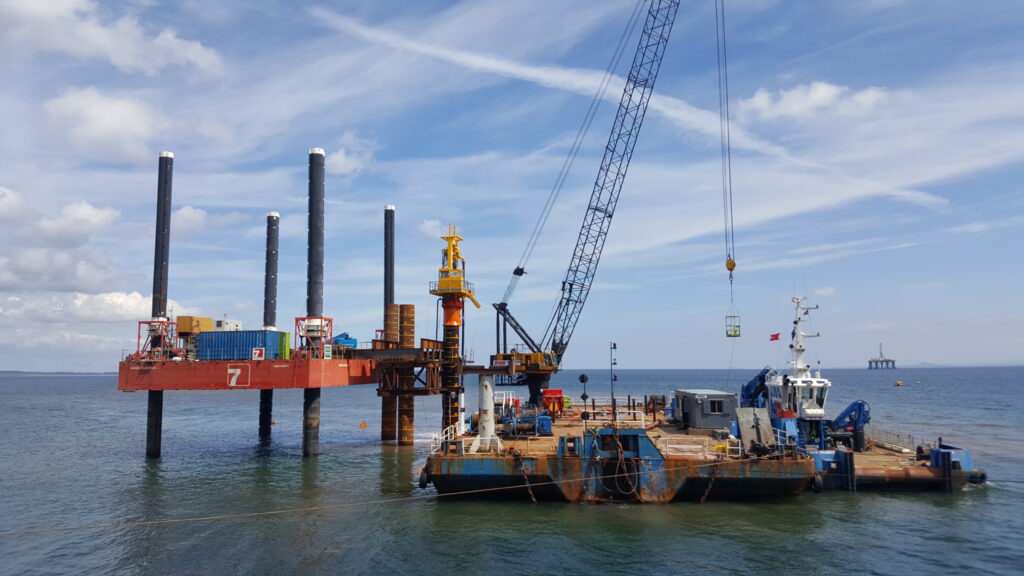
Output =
[
  {"x1": 303, "y1": 387, "x2": 321, "y2": 457},
  {"x1": 384, "y1": 206, "x2": 395, "y2": 311},
  {"x1": 303, "y1": 149, "x2": 325, "y2": 458},
  {"x1": 263, "y1": 212, "x2": 280, "y2": 329},
  {"x1": 259, "y1": 389, "x2": 274, "y2": 439},
  {"x1": 146, "y1": 390, "x2": 163, "y2": 458},
  {"x1": 151, "y1": 152, "x2": 173, "y2": 320},
  {"x1": 306, "y1": 149, "x2": 325, "y2": 318}
]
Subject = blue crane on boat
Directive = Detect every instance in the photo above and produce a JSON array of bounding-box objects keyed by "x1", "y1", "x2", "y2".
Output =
[{"x1": 491, "y1": 0, "x2": 681, "y2": 404}]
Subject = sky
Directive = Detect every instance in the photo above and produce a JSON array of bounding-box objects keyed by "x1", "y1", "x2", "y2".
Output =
[{"x1": 0, "y1": 0, "x2": 1022, "y2": 373}]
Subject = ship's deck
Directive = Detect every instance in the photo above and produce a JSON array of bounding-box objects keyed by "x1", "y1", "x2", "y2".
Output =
[
  {"x1": 455, "y1": 405, "x2": 932, "y2": 471},
  {"x1": 458, "y1": 406, "x2": 738, "y2": 460}
]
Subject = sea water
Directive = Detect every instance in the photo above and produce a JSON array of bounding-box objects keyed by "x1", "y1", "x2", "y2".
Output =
[{"x1": 1, "y1": 366, "x2": 1022, "y2": 575}]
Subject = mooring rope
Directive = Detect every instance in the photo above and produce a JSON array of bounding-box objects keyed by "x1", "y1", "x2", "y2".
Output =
[{"x1": 0, "y1": 456, "x2": 780, "y2": 537}]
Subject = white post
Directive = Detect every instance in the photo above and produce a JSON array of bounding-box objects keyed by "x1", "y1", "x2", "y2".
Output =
[
  {"x1": 469, "y1": 373, "x2": 502, "y2": 453},
  {"x1": 458, "y1": 389, "x2": 467, "y2": 435}
]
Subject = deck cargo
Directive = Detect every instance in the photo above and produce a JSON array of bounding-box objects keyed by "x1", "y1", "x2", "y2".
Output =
[
  {"x1": 674, "y1": 389, "x2": 737, "y2": 430},
  {"x1": 196, "y1": 329, "x2": 281, "y2": 361},
  {"x1": 175, "y1": 315, "x2": 214, "y2": 334}
]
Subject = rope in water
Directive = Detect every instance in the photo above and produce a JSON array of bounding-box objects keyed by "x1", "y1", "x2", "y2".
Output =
[{"x1": 0, "y1": 454, "x2": 791, "y2": 537}]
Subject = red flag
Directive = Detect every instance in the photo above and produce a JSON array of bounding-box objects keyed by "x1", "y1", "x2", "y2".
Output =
[{"x1": 769, "y1": 333, "x2": 781, "y2": 341}]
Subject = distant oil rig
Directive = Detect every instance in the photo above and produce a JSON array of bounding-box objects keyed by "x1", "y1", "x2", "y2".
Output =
[{"x1": 868, "y1": 343, "x2": 896, "y2": 369}]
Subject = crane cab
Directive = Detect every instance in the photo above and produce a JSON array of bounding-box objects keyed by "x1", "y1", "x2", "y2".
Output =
[{"x1": 491, "y1": 350, "x2": 558, "y2": 376}]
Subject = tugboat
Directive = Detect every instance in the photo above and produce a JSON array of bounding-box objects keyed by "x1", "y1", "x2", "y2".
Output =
[{"x1": 740, "y1": 297, "x2": 986, "y2": 492}]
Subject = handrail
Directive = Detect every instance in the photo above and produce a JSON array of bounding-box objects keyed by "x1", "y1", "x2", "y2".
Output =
[
  {"x1": 582, "y1": 408, "x2": 646, "y2": 429},
  {"x1": 430, "y1": 423, "x2": 461, "y2": 454},
  {"x1": 865, "y1": 424, "x2": 926, "y2": 452}
]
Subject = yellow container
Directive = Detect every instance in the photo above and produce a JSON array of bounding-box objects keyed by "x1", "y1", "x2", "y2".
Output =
[{"x1": 177, "y1": 315, "x2": 214, "y2": 334}]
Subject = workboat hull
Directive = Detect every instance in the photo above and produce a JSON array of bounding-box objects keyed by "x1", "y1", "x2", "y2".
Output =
[
  {"x1": 425, "y1": 453, "x2": 814, "y2": 503},
  {"x1": 812, "y1": 445, "x2": 987, "y2": 492}
]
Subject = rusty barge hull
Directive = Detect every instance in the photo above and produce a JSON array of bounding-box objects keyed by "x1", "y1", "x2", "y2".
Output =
[
  {"x1": 427, "y1": 453, "x2": 814, "y2": 503},
  {"x1": 841, "y1": 467, "x2": 985, "y2": 492}
]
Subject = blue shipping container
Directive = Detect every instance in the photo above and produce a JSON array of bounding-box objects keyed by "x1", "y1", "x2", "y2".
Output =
[{"x1": 196, "y1": 330, "x2": 281, "y2": 361}]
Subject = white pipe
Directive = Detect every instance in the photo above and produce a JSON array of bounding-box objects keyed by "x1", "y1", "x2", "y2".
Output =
[{"x1": 469, "y1": 373, "x2": 502, "y2": 453}]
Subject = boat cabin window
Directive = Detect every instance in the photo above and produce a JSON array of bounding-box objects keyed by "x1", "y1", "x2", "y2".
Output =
[
  {"x1": 797, "y1": 384, "x2": 829, "y2": 408},
  {"x1": 815, "y1": 387, "x2": 828, "y2": 408}
]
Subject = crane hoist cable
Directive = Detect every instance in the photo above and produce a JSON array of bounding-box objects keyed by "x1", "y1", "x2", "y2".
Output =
[
  {"x1": 715, "y1": 0, "x2": 737, "y2": 292},
  {"x1": 500, "y1": 0, "x2": 646, "y2": 306},
  {"x1": 716, "y1": 0, "x2": 741, "y2": 339}
]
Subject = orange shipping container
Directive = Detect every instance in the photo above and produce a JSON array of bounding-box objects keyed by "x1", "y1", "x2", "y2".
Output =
[{"x1": 176, "y1": 315, "x2": 214, "y2": 334}]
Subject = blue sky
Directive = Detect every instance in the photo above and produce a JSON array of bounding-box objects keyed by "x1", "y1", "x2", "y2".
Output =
[{"x1": 0, "y1": 0, "x2": 1021, "y2": 373}]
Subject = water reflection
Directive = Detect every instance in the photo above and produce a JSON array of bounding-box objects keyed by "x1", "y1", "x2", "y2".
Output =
[
  {"x1": 378, "y1": 445, "x2": 416, "y2": 496},
  {"x1": 254, "y1": 435, "x2": 274, "y2": 458}
]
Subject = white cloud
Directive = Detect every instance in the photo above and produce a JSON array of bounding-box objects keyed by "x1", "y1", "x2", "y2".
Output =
[
  {"x1": 814, "y1": 286, "x2": 837, "y2": 297},
  {"x1": 0, "y1": 326, "x2": 126, "y2": 352},
  {"x1": 418, "y1": 219, "x2": 444, "y2": 238},
  {"x1": 0, "y1": 291, "x2": 197, "y2": 322},
  {"x1": 0, "y1": 185, "x2": 40, "y2": 225},
  {"x1": 737, "y1": 82, "x2": 886, "y2": 122},
  {"x1": 944, "y1": 217, "x2": 1024, "y2": 235},
  {"x1": 0, "y1": 248, "x2": 129, "y2": 292},
  {"x1": 0, "y1": 290, "x2": 200, "y2": 356},
  {"x1": 45, "y1": 87, "x2": 170, "y2": 164},
  {"x1": 0, "y1": 186, "x2": 126, "y2": 291},
  {"x1": 325, "y1": 131, "x2": 378, "y2": 179},
  {"x1": 168, "y1": 206, "x2": 249, "y2": 240},
  {"x1": 0, "y1": 186, "x2": 120, "y2": 248},
  {"x1": 0, "y1": 0, "x2": 222, "y2": 75},
  {"x1": 172, "y1": 205, "x2": 208, "y2": 236},
  {"x1": 312, "y1": 8, "x2": 782, "y2": 156},
  {"x1": 37, "y1": 201, "x2": 120, "y2": 247}
]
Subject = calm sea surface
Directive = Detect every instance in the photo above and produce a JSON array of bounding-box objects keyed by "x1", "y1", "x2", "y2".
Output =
[{"x1": 1, "y1": 366, "x2": 1022, "y2": 575}]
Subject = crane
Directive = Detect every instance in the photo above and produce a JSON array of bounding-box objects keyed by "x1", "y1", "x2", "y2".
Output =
[{"x1": 492, "y1": 0, "x2": 681, "y2": 404}]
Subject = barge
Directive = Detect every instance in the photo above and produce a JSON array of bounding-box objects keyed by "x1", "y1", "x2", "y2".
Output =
[
  {"x1": 421, "y1": 297, "x2": 987, "y2": 501},
  {"x1": 422, "y1": 375, "x2": 815, "y2": 503}
]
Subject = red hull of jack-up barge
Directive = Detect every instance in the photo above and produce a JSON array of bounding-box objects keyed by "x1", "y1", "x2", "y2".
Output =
[{"x1": 118, "y1": 357, "x2": 375, "y2": 392}]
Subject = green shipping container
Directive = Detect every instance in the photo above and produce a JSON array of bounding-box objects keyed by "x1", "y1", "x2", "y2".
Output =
[{"x1": 279, "y1": 331, "x2": 290, "y2": 360}]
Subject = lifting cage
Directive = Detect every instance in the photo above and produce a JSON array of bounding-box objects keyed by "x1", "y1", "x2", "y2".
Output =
[{"x1": 725, "y1": 315, "x2": 741, "y2": 338}]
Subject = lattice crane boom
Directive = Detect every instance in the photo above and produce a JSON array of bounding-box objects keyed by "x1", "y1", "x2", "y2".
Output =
[
  {"x1": 492, "y1": 0, "x2": 680, "y2": 398},
  {"x1": 546, "y1": 0, "x2": 679, "y2": 361}
]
